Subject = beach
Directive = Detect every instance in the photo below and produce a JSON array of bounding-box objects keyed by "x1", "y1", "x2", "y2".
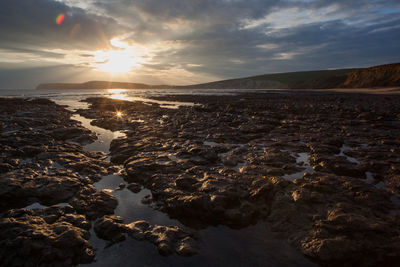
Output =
[{"x1": 1, "y1": 90, "x2": 399, "y2": 266}]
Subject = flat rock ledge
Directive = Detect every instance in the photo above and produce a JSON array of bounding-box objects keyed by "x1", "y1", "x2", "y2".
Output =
[
  {"x1": 79, "y1": 95, "x2": 400, "y2": 267},
  {"x1": 0, "y1": 206, "x2": 94, "y2": 267},
  {"x1": 0, "y1": 98, "x2": 121, "y2": 266},
  {"x1": 94, "y1": 215, "x2": 197, "y2": 257}
]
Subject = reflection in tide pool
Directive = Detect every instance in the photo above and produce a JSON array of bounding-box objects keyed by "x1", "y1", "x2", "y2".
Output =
[
  {"x1": 108, "y1": 89, "x2": 128, "y2": 101},
  {"x1": 71, "y1": 114, "x2": 125, "y2": 153},
  {"x1": 106, "y1": 88, "x2": 197, "y2": 109}
]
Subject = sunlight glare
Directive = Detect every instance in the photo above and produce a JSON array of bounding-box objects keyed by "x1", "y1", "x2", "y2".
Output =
[
  {"x1": 94, "y1": 38, "x2": 148, "y2": 74},
  {"x1": 110, "y1": 94, "x2": 127, "y2": 100},
  {"x1": 96, "y1": 50, "x2": 135, "y2": 73},
  {"x1": 109, "y1": 89, "x2": 128, "y2": 100},
  {"x1": 108, "y1": 89, "x2": 127, "y2": 94}
]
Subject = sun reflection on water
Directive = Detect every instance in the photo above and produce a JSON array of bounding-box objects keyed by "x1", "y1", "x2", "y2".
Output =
[{"x1": 108, "y1": 89, "x2": 128, "y2": 100}]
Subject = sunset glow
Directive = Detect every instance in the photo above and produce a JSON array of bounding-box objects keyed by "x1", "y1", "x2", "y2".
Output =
[
  {"x1": 1, "y1": 0, "x2": 400, "y2": 266},
  {"x1": 1, "y1": 0, "x2": 400, "y2": 89},
  {"x1": 93, "y1": 38, "x2": 149, "y2": 74},
  {"x1": 98, "y1": 51, "x2": 134, "y2": 73}
]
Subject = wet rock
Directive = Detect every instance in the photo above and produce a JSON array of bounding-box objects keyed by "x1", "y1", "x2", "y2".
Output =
[
  {"x1": 175, "y1": 175, "x2": 197, "y2": 191},
  {"x1": 0, "y1": 163, "x2": 13, "y2": 173},
  {"x1": 222, "y1": 156, "x2": 238, "y2": 167},
  {"x1": 94, "y1": 215, "x2": 126, "y2": 243},
  {"x1": 0, "y1": 173, "x2": 82, "y2": 211},
  {"x1": 0, "y1": 206, "x2": 94, "y2": 266},
  {"x1": 126, "y1": 220, "x2": 150, "y2": 240},
  {"x1": 64, "y1": 94, "x2": 400, "y2": 264},
  {"x1": 92, "y1": 218, "x2": 199, "y2": 257},
  {"x1": 268, "y1": 173, "x2": 400, "y2": 266},
  {"x1": 116, "y1": 183, "x2": 126, "y2": 190},
  {"x1": 125, "y1": 158, "x2": 160, "y2": 182},
  {"x1": 70, "y1": 187, "x2": 118, "y2": 220},
  {"x1": 200, "y1": 149, "x2": 218, "y2": 162},
  {"x1": 141, "y1": 194, "x2": 152, "y2": 204},
  {"x1": 127, "y1": 182, "x2": 142, "y2": 193},
  {"x1": 132, "y1": 222, "x2": 197, "y2": 256},
  {"x1": 21, "y1": 145, "x2": 47, "y2": 157},
  {"x1": 51, "y1": 127, "x2": 92, "y2": 141},
  {"x1": 176, "y1": 236, "x2": 197, "y2": 256}
]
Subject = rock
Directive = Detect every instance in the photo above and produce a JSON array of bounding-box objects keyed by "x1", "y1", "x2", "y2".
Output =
[
  {"x1": 200, "y1": 150, "x2": 219, "y2": 162},
  {"x1": 222, "y1": 156, "x2": 238, "y2": 167},
  {"x1": 51, "y1": 127, "x2": 92, "y2": 141},
  {"x1": 176, "y1": 236, "x2": 197, "y2": 256},
  {"x1": 125, "y1": 158, "x2": 160, "y2": 182},
  {"x1": 126, "y1": 220, "x2": 150, "y2": 240},
  {"x1": 70, "y1": 187, "x2": 118, "y2": 220},
  {"x1": 94, "y1": 215, "x2": 126, "y2": 243},
  {"x1": 0, "y1": 163, "x2": 13, "y2": 173},
  {"x1": 0, "y1": 173, "x2": 82, "y2": 211},
  {"x1": 29, "y1": 93, "x2": 400, "y2": 265},
  {"x1": 127, "y1": 183, "x2": 141, "y2": 193},
  {"x1": 175, "y1": 176, "x2": 197, "y2": 191},
  {"x1": 144, "y1": 224, "x2": 196, "y2": 256},
  {"x1": 99, "y1": 218, "x2": 198, "y2": 257},
  {"x1": 0, "y1": 207, "x2": 94, "y2": 266},
  {"x1": 116, "y1": 183, "x2": 126, "y2": 190}
]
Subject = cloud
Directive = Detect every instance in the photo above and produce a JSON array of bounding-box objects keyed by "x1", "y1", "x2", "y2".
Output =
[
  {"x1": 1, "y1": 0, "x2": 400, "y2": 88},
  {"x1": 0, "y1": 0, "x2": 126, "y2": 52},
  {"x1": 84, "y1": 0, "x2": 400, "y2": 78}
]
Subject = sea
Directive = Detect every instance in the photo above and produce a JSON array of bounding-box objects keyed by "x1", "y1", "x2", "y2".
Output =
[{"x1": 0, "y1": 88, "x2": 269, "y2": 102}]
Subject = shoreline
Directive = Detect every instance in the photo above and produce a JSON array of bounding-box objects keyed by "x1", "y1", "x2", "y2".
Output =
[{"x1": 33, "y1": 86, "x2": 400, "y2": 96}]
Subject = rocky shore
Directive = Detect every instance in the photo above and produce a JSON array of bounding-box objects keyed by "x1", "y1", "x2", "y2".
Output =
[
  {"x1": 1, "y1": 92, "x2": 400, "y2": 266},
  {"x1": 0, "y1": 98, "x2": 195, "y2": 266},
  {"x1": 77, "y1": 92, "x2": 400, "y2": 266}
]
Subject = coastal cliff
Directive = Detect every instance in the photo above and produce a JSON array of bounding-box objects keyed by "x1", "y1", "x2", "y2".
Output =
[{"x1": 342, "y1": 63, "x2": 400, "y2": 88}]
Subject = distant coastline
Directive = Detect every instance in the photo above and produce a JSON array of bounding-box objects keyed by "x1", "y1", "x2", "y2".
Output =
[{"x1": 36, "y1": 62, "x2": 400, "y2": 90}]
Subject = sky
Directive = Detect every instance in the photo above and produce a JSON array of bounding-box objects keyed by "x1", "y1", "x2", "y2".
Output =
[{"x1": 0, "y1": 0, "x2": 399, "y2": 89}]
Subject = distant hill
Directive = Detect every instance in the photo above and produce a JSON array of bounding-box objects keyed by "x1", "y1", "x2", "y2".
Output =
[
  {"x1": 36, "y1": 63, "x2": 400, "y2": 90},
  {"x1": 342, "y1": 63, "x2": 400, "y2": 88},
  {"x1": 177, "y1": 68, "x2": 357, "y2": 89}
]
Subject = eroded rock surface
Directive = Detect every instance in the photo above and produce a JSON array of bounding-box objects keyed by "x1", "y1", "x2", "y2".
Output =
[
  {"x1": 0, "y1": 98, "x2": 121, "y2": 265},
  {"x1": 78, "y1": 94, "x2": 400, "y2": 266},
  {"x1": 0, "y1": 98, "x2": 116, "y2": 213},
  {"x1": 0, "y1": 206, "x2": 93, "y2": 266},
  {"x1": 94, "y1": 215, "x2": 197, "y2": 256}
]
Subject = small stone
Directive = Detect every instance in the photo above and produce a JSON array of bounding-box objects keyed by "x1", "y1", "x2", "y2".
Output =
[
  {"x1": 127, "y1": 183, "x2": 141, "y2": 193},
  {"x1": 116, "y1": 183, "x2": 126, "y2": 190}
]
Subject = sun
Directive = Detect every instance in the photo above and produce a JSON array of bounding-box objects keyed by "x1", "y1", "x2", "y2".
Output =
[
  {"x1": 96, "y1": 50, "x2": 135, "y2": 73},
  {"x1": 94, "y1": 38, "x2": 147, "y2": 74}
]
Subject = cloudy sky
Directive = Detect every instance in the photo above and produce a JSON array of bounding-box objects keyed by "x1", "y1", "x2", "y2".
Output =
[{"x1": 1, "y1": 0, "x2": 399, "y2": 89}]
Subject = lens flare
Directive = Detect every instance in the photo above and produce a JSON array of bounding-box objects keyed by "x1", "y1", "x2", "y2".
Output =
[{"x1": 55, "y1": 14, "x2": 65, "y2": 25}]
